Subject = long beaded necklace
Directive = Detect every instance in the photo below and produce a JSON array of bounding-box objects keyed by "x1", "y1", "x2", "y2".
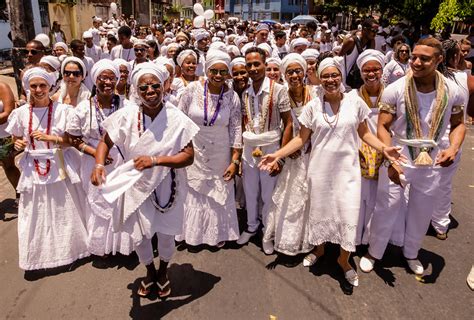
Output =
[
  {"x1": 138, "y1": 105, "x2": 178, "y2": 213},
  {"x1": 203, "y1": 80, "x2": 225, "y2": 126},
  {"x1": 243, "y1": 79, "x2": 275, "y2": 133},
  {"x1": 322, "y1": 95, "x2": 342, "y2": 128},
  {"x1": 289, "y1": 85, "x2": 311, "y2": 109},
  {"x1": 28, "y1": 100, "x2": 53, "y2": 176},
  {"x1": 94, "y1": 95, "x2": 119, "y2": 136}
]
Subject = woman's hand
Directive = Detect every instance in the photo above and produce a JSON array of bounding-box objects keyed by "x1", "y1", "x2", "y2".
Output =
[
  {"x1": 435, "y1": 147, "x2": 457, "y2": 167},
  {"x1": 223, "y1": 162, "x2": 238, "y2": 181},
  {"x1": 382, "y1": 146, "x2": 407, "y2": 165},
  {"x1": 258, "y1": 153, "x2": 280, "y2": 172},
  {"x1": 91, "y1": 165, "x2": 106, "y2": 186},
  {"x1": 387, "y1": 163, "x2": 404, "y2": 187},
  {"x1": 133, "y1": 156, "x2": 155, "y2": 171},
  {"x1": 14, "y1": 138, "x2": 27, "y2": 151},
  {"x1": 30, "y1": 130, "x2": 49, "y2": 142}
]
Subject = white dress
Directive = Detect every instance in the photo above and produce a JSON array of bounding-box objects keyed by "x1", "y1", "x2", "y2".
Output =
[
  {"x1": 298, "y1": 92, "x2": 370, "y2": 252},
  {"x1": 66, "y1": 97, "x2": 134, "y2": 256},
  {"x1": 6, "y1": 102, "x2": 89, "y2": 270},
  {"x1": 382, "y1": 59, "x2": 409, "y2": 86},
  {"x1": 176, "y1": 81, "x2": 242, "y2": 246},
  {"x1": 263, "y1": 90, "x2": 318, "y2": 256}
]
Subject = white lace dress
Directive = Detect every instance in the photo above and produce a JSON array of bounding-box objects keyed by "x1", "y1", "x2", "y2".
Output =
[
  {"x1": 298, "y1": 92, "x2": 370, "y2": 252},
  {"x1": 262, "y1": 94, "x2": 317, "y2": 256},
  {"x1": 66, "y1": 97, "x2": 134, "y2": 256},
  {"x1": 6, "y1": 103, "x2": 90, "y2": 270},
  {"x1": 176, "y1": 81, "x2": 242, "y2": 246}
]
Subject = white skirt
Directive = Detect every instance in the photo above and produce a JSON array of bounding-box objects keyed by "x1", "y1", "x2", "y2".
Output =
[{"x1": 18, "y1": 179, "x2": 90, "y2": 270}]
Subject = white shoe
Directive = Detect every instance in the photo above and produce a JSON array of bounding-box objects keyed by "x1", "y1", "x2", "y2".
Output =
[
  {"x1": 359, "y1": 256, "x2": 375, "y2": 273},
  {"x1": 236, "y1": 231, "x2": 256, "y2": 245},
  {"x1": 302, "y1": 253, "x2": 318, "y2": 267},
  {"x1": 262, "y1": 239, "x2": 274, "y2": 255},
  {"x1": 345, "y1": 269, "x2": 359, "y2": 287},
  {"x1": 407, "y1": 259, "x2": 424, "y2": 275},
  {"x1": 467, "y1": 265, "x2": 474, "y2": 291}
]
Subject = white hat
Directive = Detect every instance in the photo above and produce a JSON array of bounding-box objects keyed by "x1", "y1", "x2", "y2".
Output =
[{"x1": 83, "y1": 31, "x2": 93, "y2": 39}]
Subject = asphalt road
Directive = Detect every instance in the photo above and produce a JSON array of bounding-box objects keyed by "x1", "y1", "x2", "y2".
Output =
[{"x1": 0, "y1": 76, "x2": 473, "y2": 319}]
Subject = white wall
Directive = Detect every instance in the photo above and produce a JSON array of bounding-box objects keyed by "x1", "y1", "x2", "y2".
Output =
[{"x1": 0, "y1": 22, "x2": 12, "y2": 50}]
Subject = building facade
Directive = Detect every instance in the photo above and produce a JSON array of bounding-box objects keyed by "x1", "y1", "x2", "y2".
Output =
[{"x1": 225, "y1": 0, "x2": 309, "y2": 22}]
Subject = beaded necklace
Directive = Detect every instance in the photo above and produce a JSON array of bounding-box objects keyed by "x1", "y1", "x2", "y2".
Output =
[
  {"x1": 28, "y1": 100, "x2": 53, "y2": 176},
  {"x1": 94, "y1": 95, "x2": 119, "y2": 136},
  {"x1": 322, "y1": 95, "x2": 342, "y2": 128},
  {"x1": 243, "y1": 79, "x2": 275, "y2": 133},
  {"x1": 203, "y1": 80, "x2": 225, "y2": 126}
]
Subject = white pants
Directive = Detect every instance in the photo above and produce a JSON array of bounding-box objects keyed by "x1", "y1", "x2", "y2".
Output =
[
  {"x1": 242, "y1": 161, "x2": 277, "y2": 233},
  {"x1": 356, "y1": 178, "x2": 378, "y2": 245},
  {"x1": 134, "y1": 232, "x2": 175, "y2": 265},
  {"x1": 368, "y1": 165, "x2": 441, "y2": 260},
  {"x1": 431, "y1": 155, "x2": 460, "y2": 234}
]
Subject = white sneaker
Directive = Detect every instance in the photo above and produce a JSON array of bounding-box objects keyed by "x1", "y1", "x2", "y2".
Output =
[
  {"x1": 236, "y1": 231, "x2": 256, "y2": 245},
  {"x1": 407, "y1": 259, "x2": 424, "y2": 275},
  {"x1": 262, "y1": 239, "x2": 274, "y2": 255},
  {"x1": 359, "y1": 256, "x2": 375, "y2": 273},
  {"x1": 345, "y1": 269, "x2": 359, "y2": 287}
]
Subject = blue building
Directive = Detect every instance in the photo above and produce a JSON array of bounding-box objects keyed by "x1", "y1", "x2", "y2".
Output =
[{"x1": 225, "y1": 0, "x2": 309, "y2": 22}]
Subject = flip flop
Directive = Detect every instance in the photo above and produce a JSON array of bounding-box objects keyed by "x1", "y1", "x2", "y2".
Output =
[
  {"x1": 137, "y1": 279, "x2": 155, "y2": 297},
  {"x1": 157, "y1": 279, "x2": 171, "y2": 298}
]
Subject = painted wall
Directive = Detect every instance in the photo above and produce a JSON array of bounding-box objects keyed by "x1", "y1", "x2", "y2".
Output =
[{"x1": 0, "y1": 21, "x2": 12, "y2": 50}]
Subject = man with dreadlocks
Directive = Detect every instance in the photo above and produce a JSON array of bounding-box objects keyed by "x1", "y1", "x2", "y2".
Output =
[{"x1": 359, "y1": 38, "x2": 466, "y2": 277}]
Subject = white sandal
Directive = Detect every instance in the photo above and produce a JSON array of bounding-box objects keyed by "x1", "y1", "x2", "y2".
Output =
[
  {"x1": 303, "y1": 253, "x2": 318, "y2": 267},
  {"x1": 344, "y1": 269, "x2": 359, "y2": 287}
]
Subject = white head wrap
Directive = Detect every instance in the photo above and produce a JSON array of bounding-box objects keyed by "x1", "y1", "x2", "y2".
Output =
[
  {"x1": 211, "y1": 36, "x2": 221, "y2": 43},
  {"x1": 113, "y1": 59, "x2": 131, "y2": 84},
  {"x1": 256, "y1": 23, "x2": 270, "y2": 33},
  {"x1": 163, "y1": 38, "x2": 173, "y2": 46},
  {"x1": 234, "y1": 36, "x2": 248, "y2": 48},
  {"x1": 176, "y1": 49, "x2": 198, "y2": 67},
  {"x1": 216, "y1": 31, "x2": 225, "y2": 38},
  {"x1": 90, "y1": 59, "x2": 120, "y2": 84},
  {"x1": 230, "y1": 57, "x2": 246, "y2": 76},
  {"x1": 131, "y1": 62, "x2": 169, "y2": 88},
  {"x1": 280, "y1": 53, "x2": 307, "y2": 75},
  {"x1": 226, "y1": 45, "x2": 240, "y2": 57},
  {"x1": 205, "y1": 49, "x2": 231, "y2": 73},
  {"x1": 356, "y1": 49, "x2": 386, "y2": 70},
  {"x1": 301, "y1": 48, "x2": 320, "y2": 61},
  {"x1": 164, "y1": 31, "x2": 174, "y2": 38},
  {"x1": 40, "y1": 55, "x2": 61, "y2": 71},
  {"x1": 61, "y1": 56, "x2": 87, "y2": 77},
  {"x1": 266, "y1": 57, "x2": 282, "y2": 67},
  {"x1": 83, "y1": 31, "x2": 93, "y2": 39},
  {"x1": 257, "y1": 43, "x2": 272, "y2": 56},
  {"x1": 290, "y1": 38, "x2": 310, "y2": 52},
  {"x1": 133, "y1": 39, "x2": 149, "y2": 47},
  {"x1": 155, "y1": 56, "x2": 176, "y2": 75},
  {"x1": 194, "y1": 29, "x2": 210, "y2": 42},
  {"x1": 53, "y1": 42, "x2": 68, "y2": 53},
  {"x1": 23, "y1": 67, "x2": 57, "y2": 89},
  {"x1": 209, "y1": 41, "x2": 227, "y2": 53},
  {"x1": 317, "y1": 57, "x2": 343, "y2": 78}
]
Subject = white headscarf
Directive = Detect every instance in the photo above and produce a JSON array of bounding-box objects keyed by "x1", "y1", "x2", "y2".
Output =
[
  {"x1": 155, "y1": 56, "x2": 176, "y2": 75},
  {"x1": 113, "y1": 59, "x2": 131, "y2": 84},
  {"x1": 230, "y1": 57, "x2": 246, "y2": 76},
  {"x1": 61, "y1": 56, "x2": 87, "y2": 77},
  {"x1": 234, "y1": 36, "x2": 248, "y2": 48},
  {"x1": 226, "y1": 45, "x2": 240, "y2": 57},
  {"x1": 23, "y1": 67, "x2": 57, "y2": 89},
  {"x1": 209, "y1": 41, "x2": 227, "y2": 53},
  {"x1": 301, "y1": 49, "x2": 320, "y2": 61},
  {"x1": 40, "y1": 55, "x2": 61, "y2": 71},
  {"x1": 90, "y1": 59, "x2": 120, "y2": 84},
  {"x1": 280, "y1": 53, "x2": 307, "y2": 75},
  {"x1": 356, "y1": 49, "x2": 386, "y2": 70},
  {"x1": 53, "y1": 42, "x2": 68, "y2": 53},
  {"x1": 257, "y1": 43, "x2": 272, "y2": 56},
  {"x1": 194, "y1": 29, "x2": 210, "y2": 42},
  {"x1": 290, "y1": 38, "x2": 310, "y2": 52},
  {"x1": 317, "y1": 57, "x2": 343, "y2": 78},
  {"x1": 176, "y1": 49, "x2": 198, "y2": 67},
  {"x1": 131, "y1": 62, "x2": 169, "y2": 88},
  {"x1": 205, "y1": 49, "x2": 231, "y2": 73}
]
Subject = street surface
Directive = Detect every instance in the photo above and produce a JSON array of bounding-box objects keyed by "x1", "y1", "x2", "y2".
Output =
[{"x1": 0, "y1": 74, "x2": 473, "y2": 319}]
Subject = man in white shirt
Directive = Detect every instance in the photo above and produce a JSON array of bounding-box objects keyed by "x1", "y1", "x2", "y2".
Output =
[
  {"x1": 110, "y1": 26, "x2": 136, "y2": 62},
  {"x1": 89, "y1": 16, "x2": 102, "y2": 47},
  {"x1": 83, "y1": 31, "x2": 103, "y2": 63},
  {"x1": 71, "y1": 39, "x2": 95, "y2": 90}
]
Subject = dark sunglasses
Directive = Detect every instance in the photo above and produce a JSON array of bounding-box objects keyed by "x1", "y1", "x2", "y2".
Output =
[
  {"x1": 138, "y1": 83, "x2": 161, "y2": 92},
  {"x1": 63, "y1": 70, "x2": 83, "y2": 77},
  {"x1": 22, "y1": 49, "x2": 40, "y2": 55},
  {"x1": 134, "y1": 48, "x2": 146, "y2": 52},
  {"x1": 209, "y1": 69, "x2": 229, "y2": 76}
]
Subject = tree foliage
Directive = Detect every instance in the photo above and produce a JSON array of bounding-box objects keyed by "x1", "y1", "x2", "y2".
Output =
[{"x1": 431, "y1": 0, "x2": 473, "y2": 30}]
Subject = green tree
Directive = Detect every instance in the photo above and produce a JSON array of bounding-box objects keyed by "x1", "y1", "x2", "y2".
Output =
[{"x1": 431, "y1": 0, "x2": 473, "y2": 30}]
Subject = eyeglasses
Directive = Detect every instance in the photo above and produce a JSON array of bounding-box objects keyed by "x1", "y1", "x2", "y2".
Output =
[
  {"x1": 209, "y1": 69, "x2": 229, "y2": 76},
  {"x1": 320, "y1": 73, "x2": 341, "y2": 80},
  {"x1": 138, "y1": 83, "x2": 161, "y2": 92},
  {"x1": 22, "y1": 49, "x2": 41, "y2": 55},
  {"x1": 134, "y1": 47, "x2": 146, "y2": 52},
  {"x1": 361, "y1": 68, "x2": 382, "y2": 75},
  {"x1": 285, "y1": 69, "x2": 303, "y2": 76},
  {"x1": 120, "y1": 70, "x2": 130, "y2": 75},
  {"x1": 97, "y1": 75, "x2": 117, "y2": 83},
  {"x1": 63, "y1": 70, "x2": 83, "y2": 77}
]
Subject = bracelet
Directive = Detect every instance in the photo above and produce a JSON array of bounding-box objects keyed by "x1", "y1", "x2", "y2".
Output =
[
  {"x1": 151, "y1": 156, "x2": 157, "y2": 166},
  {"x1": 55, "y1": 135, "x2": 59, "y2": 145},
  {"x1": 277, "y1": 158, "x2": 285, "y2": 167},
  {"x1": 80, "y1": 144, "x2": 88, "y2": 153},
  {"x1": 95, "y1": 164, "x2": 105, "y2": 169}
]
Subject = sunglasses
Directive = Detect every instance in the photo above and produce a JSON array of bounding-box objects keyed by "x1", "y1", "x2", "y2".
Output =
[
  {"x1": 134, "y1": 48, "x2": 146, "y2": 52},
  {"x1": 209, "y1": 69, "x2": 229, "y2": 76},
  {"x1": 138, "y1": 83, "x2": 161, "y2": 92},
  {"x1": 22, "y1": 49, "x2": 40, "y2": 55},
  {"x1": 63, "y1": 70, "x2": 83, "y2": 77}
]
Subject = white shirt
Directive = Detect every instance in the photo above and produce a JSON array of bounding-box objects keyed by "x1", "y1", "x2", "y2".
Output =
[{"x1": 110, "y1": 45, "x2": 136, "y2": 62}]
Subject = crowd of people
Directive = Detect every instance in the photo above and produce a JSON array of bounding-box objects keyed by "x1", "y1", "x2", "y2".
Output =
[{"x1": 1, "y1": 13, "x2": 473, "y2": 297}]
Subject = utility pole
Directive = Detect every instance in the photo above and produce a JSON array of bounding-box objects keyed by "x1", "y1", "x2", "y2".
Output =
[
  {"x1": 248, "y1": 0, "x2": 252, "y2": 21},
  {"x1": 7, "y1": 0, "x2": 36, "y2": 96}
]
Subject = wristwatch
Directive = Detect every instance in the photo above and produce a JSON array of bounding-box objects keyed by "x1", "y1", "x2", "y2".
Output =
[
  {"x1": 232, "y1": 159, "x2": 241, "y2": 166},
  {"x1": 383, "y1": 159, "x2": 394, "y2": 167}
]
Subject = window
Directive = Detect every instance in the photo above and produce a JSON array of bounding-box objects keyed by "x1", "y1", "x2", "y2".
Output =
[{"x1": 265, "y1": 0, "x2": 270, "y2": 9}]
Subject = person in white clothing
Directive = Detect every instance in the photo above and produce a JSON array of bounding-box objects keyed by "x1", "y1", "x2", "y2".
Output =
[
  {"x1": 259, "y1": 57, "x2": 403, "y2": 287},
  {"x1": 7, "y1": 67, "x2": 89, "y2": 270},
  {"x1": 176, "y1": 50, "x2": 242, "y2": 248},
  {"x1": 51, "y1": 57, "x2": 91, "y2": 107},
  {"x1": 91, "y1": 62, "x2": 199, "y2": 298},
  {"x1": 237, "y1": 47, "x2": 293, "y2": 247},
  {"x1": 89, "y1": 16, "x2": 102, "y2": 47},
  {"x1": 110, "y1": 26, "x2": 136, "y2": 62},
  {"x1": 382, "y1": 43, "x2": 410, "y2": 86},
  {"x1": 83, "y1": 31, "x2": 103, "y2": 63},
  {"x1": 70, "y1": 39, "x2": 94, "y2": 91},
  {"x1": 361, "y1": 38, "x2": 466, "y2": 277}
]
